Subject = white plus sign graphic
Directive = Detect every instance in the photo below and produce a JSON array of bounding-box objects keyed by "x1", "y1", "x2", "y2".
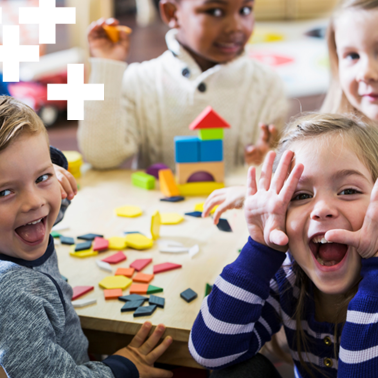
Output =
[
  {"x1": 19, "y1": 0, "x2": 76, "y2": 44},
  {"x1": 48, "y1": 64, "x2": 104, "y2": 120},
  {"x1": 0, "y1": 26, "x2": 40, "y2": 82}
]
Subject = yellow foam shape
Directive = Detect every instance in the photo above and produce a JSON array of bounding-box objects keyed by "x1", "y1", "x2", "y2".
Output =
[
  {"x1": 194, "y1": 202, "x2": 218, "y2": 215},
  {"x1": 178, "y1": 182, "x2": 225, "y2": 196},
  {"x1": 99, "y1": 275, "x2": 132, "y2": 290},
  {"x1": 103, "y1": 25, "x2": 132, "y2": 43},
  {"x1": 125, "y1": 233, "x2": 154, "y2": 250},
  {"x1": 63, "y1": 151, "x2": 83, "y2": 172},
  {"x1": 69, "y1": 245, "x2": 98, "y2": 258},
  {"x1": 115, "y1": 205, "x2": 143, "y2": 218},
  {"x1": 150, "y1": 211, "x2": 161, "y2": 240},
  {"x1": 160, "y1": 213, "x2": 184, "y2": 225},
  {"x1": 108, "y1": 236, "x2": 127, "y2": 250}
]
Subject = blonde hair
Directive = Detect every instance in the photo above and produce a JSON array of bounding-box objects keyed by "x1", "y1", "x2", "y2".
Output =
[
  {"x1": 321, "y1": 0, "x2": 378, "y2": 118},
  {"x1": 273, "y1": 113, "x2": 378, "y2": 377},
  {"x1": 0, "y1": 96, "x2": 48, "y2": 152}
]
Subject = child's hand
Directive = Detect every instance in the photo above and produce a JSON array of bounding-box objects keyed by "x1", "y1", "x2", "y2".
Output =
[
  {"x1": 53, "y1": 164, "x2": 77, "y2": 200},
  {"x1": 88, "y1": 18, "x2": 130, "y2": 61},
  {"x1": 203, "y1": 186, "x2": 246, "y2": 225},
  {"x1": 244, "y1": 150, "x2": 304, "y2": 252},
  {"x1": 325, "y1": 179, "x2": 378, "y2": 259},
  {"x1": 245, "y1": 124, "x2": 278, "y2": 166},
  {"x1": 114, "y1": 322, "x2": 173, "y2": 378}
]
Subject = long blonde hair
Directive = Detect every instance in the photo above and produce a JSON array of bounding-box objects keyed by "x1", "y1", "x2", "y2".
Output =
[
  {"x1": 273, "y1": 113, "x2": 378, "y2": 377},
  {"x1": 321, "y1": 0, "x2": 378, "y2": 118}
]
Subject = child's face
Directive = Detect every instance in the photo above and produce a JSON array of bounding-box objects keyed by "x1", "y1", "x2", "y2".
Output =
[
  {"x1": 286, "y1": 137, "x2": 373, "y2": 295},
  {"x1": 0, "y1": 132, "x2": 61, "y2": 261},
  {"x1": 335, "y1": 9, "x2": 378, "y2": 121},
  {"x1": 173, "y1": 0, "x2": 254, "y2": 69}
]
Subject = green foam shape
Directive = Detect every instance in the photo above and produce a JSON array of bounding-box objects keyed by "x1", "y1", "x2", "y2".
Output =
[
  {"x1": 198, "y1": 128, "x2": 224, "y2": 141},
  {"x1": 205, "y1": 283, "x2": 213, "y2": 297},
  {"x1": 132, "y1": 172, "x2": 155, "y2": 190},
  {"x1": 51, "y1": 231, "x2": 61, "y2": 238},
  {"x1": 147, "y1": 285, "x2": 163, "y2": 294}
]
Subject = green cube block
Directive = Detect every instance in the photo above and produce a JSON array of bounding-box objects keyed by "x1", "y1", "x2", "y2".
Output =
[
  {"x1": 198, "y1": 128, "x2": 224, "y2": 140},
  {"x1": 132, "y1": 172, "x2": 155, "y2": 190}
]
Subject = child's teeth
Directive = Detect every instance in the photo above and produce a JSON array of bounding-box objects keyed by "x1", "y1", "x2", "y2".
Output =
[
  {"x1": 316, "y1": 256, "x2": 325, "y2": 265},
  {"x1": 27, "y1": 219, "x2": 42, "y2": 225}
]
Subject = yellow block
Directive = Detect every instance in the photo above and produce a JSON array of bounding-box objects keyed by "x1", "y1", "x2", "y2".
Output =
[
  {"x1": 150, "y1": 211, "x2": 161, "y2": 240},
  {"x1": 108, "y1": 236, "x2": 127, "y2": 250},
  {"x1": 194, "y1": 202, "x2": 218, "y2": 215},
  {"x1": 125, "y1": 233, "x2": 154, "y2": 250},
  {"x1": 99, "y1": 275, "x2": 132, "y2": 290},
  {"x1": 103, "y1": 25, "x2": 132, "y2": 43},
  {"x1": 160, "y1": 213, "x2": 184, "y2": 225},
  {"x1": 63, "y1": 151, "x2": 83, "y2": 172},
  {"x1": 178, "y1": 182, "x2": 225, "y2": 196},
  {"x1": 115, "y1": 205, "x2": 143, "y2": 218},
  {"x1": 69, "y1": 245, "x2": 98, "y2": 258}
]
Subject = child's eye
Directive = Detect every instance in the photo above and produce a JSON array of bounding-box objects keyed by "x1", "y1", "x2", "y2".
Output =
[
  {"x1": 0, "y1": 189, "x2": 11, "y2": 198},
  {"x1": 207, "y1": 8, "x2": 223, "y2": 17},
  {"x1": 339, "y1": 188, "x2": 361, "y2": 195},
  {"x1": 240, "y1": 6, "x2": 253, "y2": 15},
  {"x1": 346, "y1": 52, "x2": 359, "y2": 61},
  {"x1": 36, "y1": 174, "x2": 50, "y2": 184},
  {"x1": 292, "y1": 193, "x2": 312, "y2": 201}
]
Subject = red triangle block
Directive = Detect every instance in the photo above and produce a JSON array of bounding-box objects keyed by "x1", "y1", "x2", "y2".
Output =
[
  {"x1": 153, "y1": 262, "x2": 182, "y2": 274},
  {"x1": 189, "y1": 106, "x2": 231, "y2": 130},
  {"x1": 93, "y1": 237, "x2": 109, "y2": 251},
  {"x1": 130, "y1": 258, "x2": 152, "y2": 272},
  {"x1": 72, "y1": 286, "x2": 94, "y2": 300},
  {"x1": 102, "y1": 251, "x2": 126, "y2": 264}
]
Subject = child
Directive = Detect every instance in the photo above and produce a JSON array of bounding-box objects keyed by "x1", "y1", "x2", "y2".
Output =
[
  {"x1": 190, "y1": 113, "x2": 378, "y2": 377},
  {"x1": 0, "y1": 96, "x2": 173, "y2": 378},
  {"x1": 203, "y1": 0, "x2": 378, "y2": 222},
  {"x1": 78, "y1": 0, "x2": 287, "y2": 170}
]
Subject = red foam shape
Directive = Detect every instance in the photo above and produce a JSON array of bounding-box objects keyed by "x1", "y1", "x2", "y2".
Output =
[
  {"x1": 93, "y1": 237, "x2": 109, "y2": 251},
  {"x1": 130, "y1": 258, "x2": 152, "y2": 272},
  {"x1": 249, "y1": 52, "x2": 294, "y2": 67},
  {"x1": 101, "y1": 251, "x2": 126, "y2": 264},
  {"x1": 72, "y1": 286, "x2": 94, "y2": 300},
  {"x1": 189, "y1": 106, "x2": 230, "y2": 130},
  {"x1": 153, "y1": 262, "x2": 182, "y2": 274}
]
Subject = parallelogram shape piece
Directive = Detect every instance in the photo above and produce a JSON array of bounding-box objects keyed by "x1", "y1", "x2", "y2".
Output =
[
  {"x1": 121, "y1": 299, "x2": 145, "y2": 312},
  {"x1": 102, "y1": 251, "x2": 127, "y2": 264},
  {"x1": 72, "y1": 286, "x2": 94, "y2": 300},
  {"x1": 118, "y1": 294, "x2": 149, "y2": 303},
  {"x1": 133, "y1": 305, "x2": 157, "y2": 317},
  {"x1": 149, "y1": 295, "x2": 165, "y2": 308},
  {"x1": 78, "y1": 233, "x2": 104, "y2": 241},
  {"x1": 130, "y1": 258, "x2": 152, "y2": 272},
  {"x1": 153, "y1": 262, "x2": 182, "y2": 274}
]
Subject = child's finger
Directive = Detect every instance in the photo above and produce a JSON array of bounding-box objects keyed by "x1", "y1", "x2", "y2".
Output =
[
  {"x1": 246, "y1": 166, "x2": 257, "y2": 197},
  {"x1": 325, "y1": 229, "x2": 358, "y2": 249},
  {"x1": 105, "y1": 17, "x2": 119, "y2": 26},
  {"x1": 258, "y1": 151, "x2": 275, "y2": 190},
  {"x1": 203, "y1": 195, "x2": 225, "y2": 218},
  {"x1": 63, "y1": 170, "x2": 78, "y2": 195},
  {"x1": 212, "y1": 202, "x2": 230, "y2": 225},
  {"x1": 279, "y1": 163, "x2": 304, "y2": 205},
  {"x1": 139, "y1": 324, "x2": 166, "y2": 355},
  {"x1": 128, "y1": 322, "x2": 152, "y2": 349},
  {"x1": 259, "y1": 124, "x2": 270, "y2": 142},
  {"x1": 60, "y1": 185, "x2": 67, "y2": 200},
  {"x1": 269, "y1": 229, "x2": 289, "y2": 247},
  {"x1": 145, "y1": 336, "x2": 173, "y2": 365},
  {"x1": 271, "y1": 150, "x2": 294, "y2": 194}
]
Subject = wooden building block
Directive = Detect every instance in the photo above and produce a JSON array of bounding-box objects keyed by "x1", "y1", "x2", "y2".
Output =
[
  {"x1": 178, "y1": 182, "x2": 225, "y2": 196},
  {"x1": 72, "y1": 286, "x2": 94, "y2": 300},
  {"x1": 99, "y1": 276, "x2": 132, "y2": 290},
  {"x1": 150, "y1": 211, "x2": 161, "y2": 240},
  {"x1": 176, "y1": 161, "x2": 224, "y2": 185},
  {"x1": 174, "y1": 136, "x2": 200, "y2": 163},
  {"x1": 153, "y1": 262, "x2": 182, "y2": 274},
  {"x1": 130, "y1": 283, "x2": 149, "y2": 294},
  {"x1": 189, "y1": 106, "x2": 230, "y2": 130},
  {"x1": 132, "y1": 172, "x2": 155, "y2": 190},
  {"x1": 103, "y1": 24, "x2": 132, "y2": 43},
  {"x1": 125, "y1": 234, "x2": 153, "y2": 250},
  {"x1": 104, "y1": 288, "x2": 123, "y2": 300},
  {"x1": 115, "y1": 267, "x2": 135, "y2": 278},
  {"x1": 130, "y1": 258, "x2": 152, "y2": 271},
  {"x1": 159, "y1": 169, "x2": 180, "y2": 197},
  {"x1": 115, "y1": 205, "x2": 143, "y2": 218},
  {"x1": 108, "y1": 236, "x2": 127, "y2": 250},
  {"x1": 133, "y1": 272, "x2": 154, "y2": 283},
  {"x1": 102, "y1": 251, "x2": 127, "y2": 264},
  {"x1": 199, "y1": 139, "x2": 223, "y2": 162},
  {"x1": 198, "y1": 128, "x2": 224, "y2": 140}
]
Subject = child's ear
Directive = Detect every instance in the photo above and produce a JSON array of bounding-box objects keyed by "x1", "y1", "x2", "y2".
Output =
[{"x1": 160, "y1": 0, "x2": 180, "y2": 28}]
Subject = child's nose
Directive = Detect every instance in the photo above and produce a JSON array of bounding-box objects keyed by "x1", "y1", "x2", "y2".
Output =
[
  {"x1": 357, "y1": 56, "x2": 378, "y2": 83},
  {"x1": 21, "y1": 189, "x2": 45, "y2": 213},
  {"x1": 310, "y1": 200, "x2": 338, "y2": 220},
  {"x1": 225, "y1": 13, "x2": 243, "y2": 34}
]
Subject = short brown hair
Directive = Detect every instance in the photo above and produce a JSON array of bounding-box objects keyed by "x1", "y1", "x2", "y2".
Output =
[{"x1": 0, "y1": 96, "x2": 48, "y2": 152}]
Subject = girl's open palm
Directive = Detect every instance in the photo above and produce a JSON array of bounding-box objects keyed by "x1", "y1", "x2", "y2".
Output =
[{"x1": 244, "y1": 150, "x2": 304, "y2": 252}]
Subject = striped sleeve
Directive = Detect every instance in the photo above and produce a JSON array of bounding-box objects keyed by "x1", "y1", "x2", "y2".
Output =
[
  {"x1": 189, "y1": 237, "x2": 286, "y2": 369},
  {"x1": 339, "y1": 258, "x2": 378, "y2": 377}
]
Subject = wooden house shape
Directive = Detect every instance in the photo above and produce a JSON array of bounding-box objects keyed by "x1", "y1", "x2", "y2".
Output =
[{"x1": 174, "y1": 106, "x2": 230, "y2": 195}]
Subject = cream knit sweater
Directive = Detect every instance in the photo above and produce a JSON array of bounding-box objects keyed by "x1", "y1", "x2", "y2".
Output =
[{"x1": 78, "y1": 29, "x2": 287, "y2": 171}]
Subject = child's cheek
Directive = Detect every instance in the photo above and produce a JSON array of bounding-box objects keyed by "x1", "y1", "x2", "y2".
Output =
[{"x1": 286, "y1": 208, "x2": 305, "y2": 251}]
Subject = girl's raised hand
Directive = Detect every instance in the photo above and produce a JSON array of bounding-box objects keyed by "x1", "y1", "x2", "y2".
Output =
[
  {"x1": 244, "y1": 150, "x2": 304, "y2": 252},
  {"x1": 325, "y1": 179, "x2": 378, "y2": 259},
  {"x1": 88, "y1": 18, "x2": 130, "y2": 61}
]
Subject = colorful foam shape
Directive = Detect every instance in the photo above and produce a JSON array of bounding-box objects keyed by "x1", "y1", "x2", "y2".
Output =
[
  {"x1": 205, "y1": 283, "x2": 213, "y2": 297},
  {"x1": 115, "y1": 205, "x2": 143, "y2": 218},
  {"x1": 153, "y1": 262, "x2": 182, "y2": 274},
  {"x1": 125, "y1": 233, "x2": 153, "y2": 250},
  {"x1": 99, "y1": 276, "x2": 132, "y2": 290},
  {"x1": 147, "y1": 285, "x2": 163, "y2": 294},
  {"x1": 108, "y1": 236, "x2": 127, "y2": 250},
  {"x1": 115, "y1": 267, "x2": 135, "y2": 278},
  {"x1": 60, "y1": 236, "x2": 75, "y2": 245},
  {"x1": 133, "y1": 272, "x2": 154, "y2": 283},
  {"x1": 176, "y1": 161, "x2": 224, "y2": 185},
  {"x1": 217, "y1": 218, "x2": 232, "y2": 232},
  {"x1": 72, "y1": 286, "x2": 94, "y2": 300},
  {"x1": 174, "y1": 136, "x2": 200, "y2": 163},
  {"x1": 178, "y1": 182, "x2": 225, "y2": 196},
  {"x1": 132, "y1": 172, "x2": 155, "y2": 190},
  {"x1": 160, "y1": 213, "x2": 184, "y2": 225},
  {"x1": 103, "y1": 24, "x2": 132, "y2": 43},
  {"x1": 102, "y1": 251, "x2": 127, "y2": 264},
  {"x1": 93, "y1": 237, "x2": 109, "y2": 252},
  {"x1": 189, "y1": 106, "x2": 230, "y2": 130},
  {"x1": 72, "y1": 298, "x2": 97, "y2": 308},
  {"x1": 104, "y1": 288, "x2": 123, "y2": 300},
  {"x1": 160, "y1": 196, "x2": 185, "y2": 202},
  {"x1": 198, "y1": 128, "x2": 224, "y2": 140},
  {"x1": 194, "y1": 203, "x2": 218, "y2": 215},
  {"x1": 150, "y1": 211, "x2": 161, "y2": 240},
  {"x1": 180, "y1": 288, "x2": 198, "y2": 303},
  {"x1": 130, "y1": 258, "x2": 152, "y2": 271},
  {"x1": 187, "y1": 171, "x2": 214, "y2": 183},
  {"x1": 159, "y1": 169, "x2": 180, "y2": 197},
  {"x1": 133, "y1": 305, "x2": 157, "y2": 317},
  {"x1": 118, "y1": 294, "x2": 149, "y2": 303},
  {"x1": 149, "y1": 295, "x2": 165, "y2": 308},
  {"x1": 146, "y1": 163, "x2": 169, "y2": 179},
  {"x1": 75, "y1": 241, "x2": 92, "y2": 252},
  {"x1": 199, "y1": 139, "x2": 223, "y2": 162},
  {"x1": 78, "y1": 233, "x2": 103, "y2": 241},
  {"x1": 130, "y1": 283, "x2": 149, "y2": 294},
  {"x1": 69, "y1": 245, "x2": 98, "y2": 258},
  {"x1": 51, "y1": 231, "x2": 61, "y2": 238},
  {"x1": 121, "y1": 299, "x2": 145, "y2": 312},
  {"x1": 185, "y1": 211, "x2": 202, "y2": 218},
  {"x1": 96, "y1": 260, "x2": 113, "y2": 273}
]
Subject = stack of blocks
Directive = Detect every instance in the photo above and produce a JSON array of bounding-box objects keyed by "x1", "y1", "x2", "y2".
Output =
[{"x1": 174, "y1": 106, "x2": 230, "y2": 195}]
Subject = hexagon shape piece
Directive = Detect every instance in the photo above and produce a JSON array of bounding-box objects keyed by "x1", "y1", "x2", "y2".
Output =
[
  {"x1": 125, "y1": 233, "x2": 153, "y2": 250},
  {"x1": 160, "y1": 213, "x2": 184, "y2": 225},
  {"x1": 99, "y1": 276, "x2": 132, "y2": 290},
  {"x1": 69, "y1": 245, "x2": 98, "y2": 258},
  {"x1": 150, "y1": 211, "x2": 161, "y2": 240},
  {"x1": 115, "y1": 205, "x2": 143, "y2": 218},
  {"x1": 108, "y1": 236, "x2": 127, "y2": 250}
]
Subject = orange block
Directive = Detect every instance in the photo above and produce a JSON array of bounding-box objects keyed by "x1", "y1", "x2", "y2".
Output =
[
  {"x1": 115, "y1": 267, "x2": 135, "y2": 278},
  {"x1": 103, "y1": 25, "x2": 132, "y2": 43},
  {"x1": 159, "y1": 169, "x2": 180, "y2": 197},
  {"x1": 133, "y1": 272, "x2": 154, "y2": 283},
  {"x1": 104, "y1": 288, "x2": 123, "y2": 300},
  {"x1": 130, "y1": 283, "x2": 149, "y2": 294}
]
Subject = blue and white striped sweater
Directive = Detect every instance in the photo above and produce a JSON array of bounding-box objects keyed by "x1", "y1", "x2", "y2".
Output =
[{"x1": 189, "y1": 237, "x2": 378, "y2": 377}]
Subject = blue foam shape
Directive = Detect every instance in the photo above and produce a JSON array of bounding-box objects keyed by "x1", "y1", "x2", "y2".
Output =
[
  {"x1": 174, "y1": 136, "x2": 200, "y2": 163},
  {"x1": 199, "y1": 140, "x2": 223, "y2": 162}
]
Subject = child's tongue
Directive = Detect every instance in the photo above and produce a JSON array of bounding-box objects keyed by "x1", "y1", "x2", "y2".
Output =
[
  {"x1": 15, "y1": 221, "x2": 45, "y2": 243},
  {"x1": 318, "y1": 243, "x2": 347, "y2": 264}
]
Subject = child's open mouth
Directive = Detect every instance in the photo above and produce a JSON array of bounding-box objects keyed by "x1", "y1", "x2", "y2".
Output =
[
  {"x1": 15, "y1": 216, "x2": 47, "y2": 245},
  {"x1": 309, "y1": 235, "x2": 348, "y2": 267}
]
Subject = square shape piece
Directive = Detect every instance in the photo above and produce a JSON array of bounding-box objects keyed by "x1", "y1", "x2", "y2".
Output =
[
  {"x1": 180, "y1": 288, "x2": 198, "y2": 303},
  {"x1": 199, "y1": 140, "x2": 223, "y2": 162},
  {"x1": 174, "y1": 136, "x2": 200, "y2": 163}
]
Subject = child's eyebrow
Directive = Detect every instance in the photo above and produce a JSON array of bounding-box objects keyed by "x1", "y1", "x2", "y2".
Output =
[
  {"x1": 203, "y1": 0, "x2": 253, "y2": 4},
  {"x1": 297, "y1": 169, "x2": 370, "y2": 185},
  {"x1": 0, "y1": 164, "x2": 53, "y2": 188}
]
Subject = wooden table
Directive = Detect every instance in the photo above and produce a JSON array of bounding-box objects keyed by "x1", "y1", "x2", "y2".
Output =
[{"x1": 56, "y1": 168, "x2": 250, "y2": 368}]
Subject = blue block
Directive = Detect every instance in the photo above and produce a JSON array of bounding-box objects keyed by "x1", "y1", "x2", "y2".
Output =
[
  {"x1": 199, "y1": 140, "x2": 223, "y2": 162},
  {"x1": 174, "y1": 136, "x2": 200, "y2": 163}
]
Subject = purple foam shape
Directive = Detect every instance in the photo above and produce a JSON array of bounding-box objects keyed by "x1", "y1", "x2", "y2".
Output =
[
  {"x1": 187, "y1": 171, "x2": 215, "y2": 183},
  {"x1": 146, "y1": 163, "x2": 169, "y2": 179}
]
